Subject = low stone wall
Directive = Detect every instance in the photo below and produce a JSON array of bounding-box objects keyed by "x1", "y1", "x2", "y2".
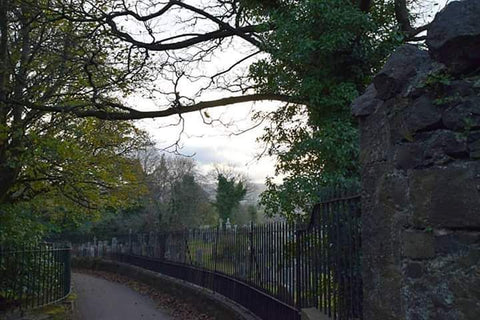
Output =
[{"x1": 72, "y1": 257, "x2": 260, "y2": 320}]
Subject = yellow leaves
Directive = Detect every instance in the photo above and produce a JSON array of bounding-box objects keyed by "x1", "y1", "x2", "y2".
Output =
[
  {"x1": 0, "y1": 124, "x2": 8, "y2": 143},
  {"x1": 12, "y1": 115, "x2": 150, "y2": 217}
]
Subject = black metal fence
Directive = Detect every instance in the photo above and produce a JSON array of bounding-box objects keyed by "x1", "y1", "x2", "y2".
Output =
[
  {"x1": 307, "y1": 186, "x2": 362, "y2": 319},
  {"x1": 74, "y1": 187, "x2": 361, "y2": 320},
  {"x1": 0, "y1": 244, "x2": 71, "y2": 312}
]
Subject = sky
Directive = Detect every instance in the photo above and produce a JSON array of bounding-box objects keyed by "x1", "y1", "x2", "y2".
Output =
[
  {"x1": 137, "y1": 100, "x2": 280, "y2": 184},
  {"x1": 133, "y1": 0, "x2": 450, "y2": 185}
]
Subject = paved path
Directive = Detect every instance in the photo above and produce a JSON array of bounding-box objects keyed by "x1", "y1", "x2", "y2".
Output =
[{"x1": 73, "y1": 273, "x2": 171, "y2": 320}]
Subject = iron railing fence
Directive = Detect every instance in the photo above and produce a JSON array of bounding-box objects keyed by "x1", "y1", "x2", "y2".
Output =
[
  {"x1": 307, "y1": 186, "x2": 362, "y2": 320},
  {"x1": 0, "y1": 244, "x2": 71, "y2": 312},
  {"x1": 73, "y1": 186, "x2": 361, "y2": 320}
]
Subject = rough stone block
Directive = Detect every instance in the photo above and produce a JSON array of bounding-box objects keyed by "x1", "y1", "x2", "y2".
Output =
[
  {"x1": 351, "y1": 84, "x2": 383, "y2": 117},
  {"x1": 359, "y1": 107, "x2": 391, "y2": 165},
  {"x1": 403, "y1": 231, "x2": 435, "y2": 259},
  {"x1": 457, "y1": 298, "x2": 480, "y2": 320},
  {"x1": 404, "y1": 262, "x2": 423, "y2": 279},
  {"x1": 427, "y1": 0, "x2": 480, "y2": 74},
  {"x1": 373, "y1": 45, "x2": 433, "y2": 100},
  {"x1": 363, "y1": 262, "x2": 403, "y2": 320},
  {"x1": 377, "y1": 171, "x2": 409, "y2": 210},
  {"x1": 458, "y1": 249, "x2": 480, "y2": 269},
  {"x1": 393, "y1": 143, "x2": 423, "y2": 170},
  {"x1": 443, "y1": 97, "x2": 480, "y2": 131},
  {"x1": 469, "y1": 131, "x2": 480, "y2": 159},
  {"x1": 471, "y1": 149, "x2": 480, "y2": 159},
  {"x1": 435, "y1": 231, "x2": 480, "y2": 256},
  {"x1": 403, "y1": 95, "x2": 442, "y2": 133},
  {"x1": 421, "y1": 130, "x2": 469, "y2": 164},
  {"x1": 410, "y1": 165, "x2": 480, "y2": 228},
  {"x1": 442, "y1": 79, "x2": 478, "y2": 98}
]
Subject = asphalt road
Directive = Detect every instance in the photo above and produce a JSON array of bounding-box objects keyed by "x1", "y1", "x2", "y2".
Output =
[{"x1": 73, "y1": 273, "x2": 171, "y2": 320}]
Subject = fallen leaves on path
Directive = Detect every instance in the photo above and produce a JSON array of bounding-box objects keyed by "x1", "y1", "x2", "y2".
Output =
[{"x1": 77, "y1": 270, "x2": 214, "y2": 320}]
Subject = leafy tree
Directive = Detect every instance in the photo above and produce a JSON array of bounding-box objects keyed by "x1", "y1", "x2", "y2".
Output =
[
  {"x1": 215, "y1": 174, "x2": 247, "y2": 222},
  {"x1": 0, "y1": 117, "x2": 150, "y2": 243},
  {"x1": 0, "y1": 0, "x2": 151, "y2": 224},
  {"x1": 229, "y1": 203, "x2": 259, "y2": 225},
  {"x1": 245, "y1": 0, "x2": 409, "y2": 218},
  {"x1": 168, "y1": 174, "x2": 211, "y2": 229},
  {"x1": 138, "y1": 152, "x2": 211, "y2": 230},
  {"x1": 0, "y1": 203, "x2": 46, "y2": 246},
  {"x1": 153, "y1": 156, "x2": 218, "y2": 229},
  {"x1": 247, "y1": 204, "x2": 258, "y2": 223},
  {"x1": 69, "y1": 152, "x2": 219, "y2": 235},
  {"x1": 0, "y1": 0, "x2": 436, "y2": 229}
]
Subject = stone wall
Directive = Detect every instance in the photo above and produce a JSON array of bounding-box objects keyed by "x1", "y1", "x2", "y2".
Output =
[{"x1": 352, "y1": 1, "x2": 480, "y2": 319}]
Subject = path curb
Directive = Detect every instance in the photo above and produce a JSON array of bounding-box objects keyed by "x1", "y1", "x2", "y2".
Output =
[{"x1": 72, "y1": 257, "x2": 261, "y2": 320}]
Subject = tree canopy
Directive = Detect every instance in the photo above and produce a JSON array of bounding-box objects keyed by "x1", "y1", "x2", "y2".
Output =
[
  {"x1": 251, "y1": 0, "x2": 402, "y2": 217},
  {"x1": 215, "y1": 173, "x2": 247, "y2": 222},
  {"x1": 0, "y1": 0, "x2": 435, "y2": 234}
]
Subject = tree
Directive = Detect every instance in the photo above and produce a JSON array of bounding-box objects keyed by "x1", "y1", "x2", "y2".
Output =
[
  {"x1": 0, "y1": 0, "x2": 151, "y2": 209},
  {"x1": 7, "y1": 0, "x2": 429, "y2": 120},
  {"x1": 60, "y1": 151, "x2": 221, "y2": 237},
  {"x1": 0, "y1": 0, "x2": 436, "y2": 224},
  {"x1": 168, "y1": 174, "x2": 211, "y2": 229},
  {"x1": 215, "y1": 174, "x2": 247, "y2": 222},
  {"x1": 131, "y1": 150, "x2": 218, "y2": 231},
  {"x1": 244, "y1": 0, "x2": 434, "y2": 218},
  {"x1": 246, "y1": 0, "x2": 397, "y2": 218},
  {"x1": 0, "y1": 116, "x2": 151, "y2": 243}
]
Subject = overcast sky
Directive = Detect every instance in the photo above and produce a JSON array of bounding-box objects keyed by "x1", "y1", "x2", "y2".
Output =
[
  {"x1": 136, "y1": 100, "x2": 279, "y2": 184},
  {"x1": 135, "y1": 0, "x2": 449, "y2": 185}
]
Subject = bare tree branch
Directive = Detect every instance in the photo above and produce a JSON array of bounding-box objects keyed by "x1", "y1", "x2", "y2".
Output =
[
  {"x1": 15, "y1": 93, "x2": 302, "y2": 120},
  {"x1": 394, "y1": 0, "x2": 431, "y2": 41},
  {"x1": 106, "y1": 18, "x2": 261, "y2": 50}
]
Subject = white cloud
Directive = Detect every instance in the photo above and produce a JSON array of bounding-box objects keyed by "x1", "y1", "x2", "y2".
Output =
[{"x1": 137, "y1": 101, "x2": 280, "y2": 184}]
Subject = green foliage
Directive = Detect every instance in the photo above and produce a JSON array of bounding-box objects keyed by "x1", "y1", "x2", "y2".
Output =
[
  {"x1": 421, "y1": 70, "x2": 452, "y2": 89},
  {"x1": 19, "y1": 117, "x2": 148, "y2": 206},
  {"x1": 145, "y1": 155, "x2": 219, "y2": 230},
  {"x1": 246, "y1": 0, "x2": 402, "y2": 218},
  {"x1": 0, "y1": 0, "x2": 153, "y2": 243},
  {"x1": 215, "y1": 174, "x2": 247, "y2": 222},
  {"x1": 230, "y1": 204, "x2": 260, "y2": 225},
  {"x1": 0, "y1": 203, "x2": 45, "y2": 246},
  {"x1": 3, "y1": 116, "x2": 150, "y2": 241},
  {"x1": 168, "y1": 174, "x2": 213, "y2": 229},
  {"x1": 70, "y1": 154, "x2": 220, "y2": 236},
  {"x1": 247, "y1": 204, "x2": 258, "y2": 223}
]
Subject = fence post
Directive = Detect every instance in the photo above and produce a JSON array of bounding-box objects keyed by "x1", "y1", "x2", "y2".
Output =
[
  {"x1": 249, "y1": 221, "x2": 254, "y2": 281},
  {"x1": 295, "y1": 227, "x2": 303, "y2": 311},
  {"x1": 112, "y1": 237, "x2": 117, "y2": 259},
  {"x1": 183, "y1": 229, "x2": 187, "y2": 264},
  {"x1": 128, "y1": 229, "x2": 132, "y2": 254},
  {"x1": 214, "y1": 224, "x2": 219, "y2": 273},
  {"x1": 65, "y1": 246, "x2": 71, "y2": 296}
]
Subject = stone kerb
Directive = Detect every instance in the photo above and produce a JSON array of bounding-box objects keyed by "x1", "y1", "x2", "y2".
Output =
[
  {"x1": 352, "y1": 0, "x2": 480, "y2": 319},
  {"x1": 72, "y1": 257, "x2": 260, "y2": 320}
]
